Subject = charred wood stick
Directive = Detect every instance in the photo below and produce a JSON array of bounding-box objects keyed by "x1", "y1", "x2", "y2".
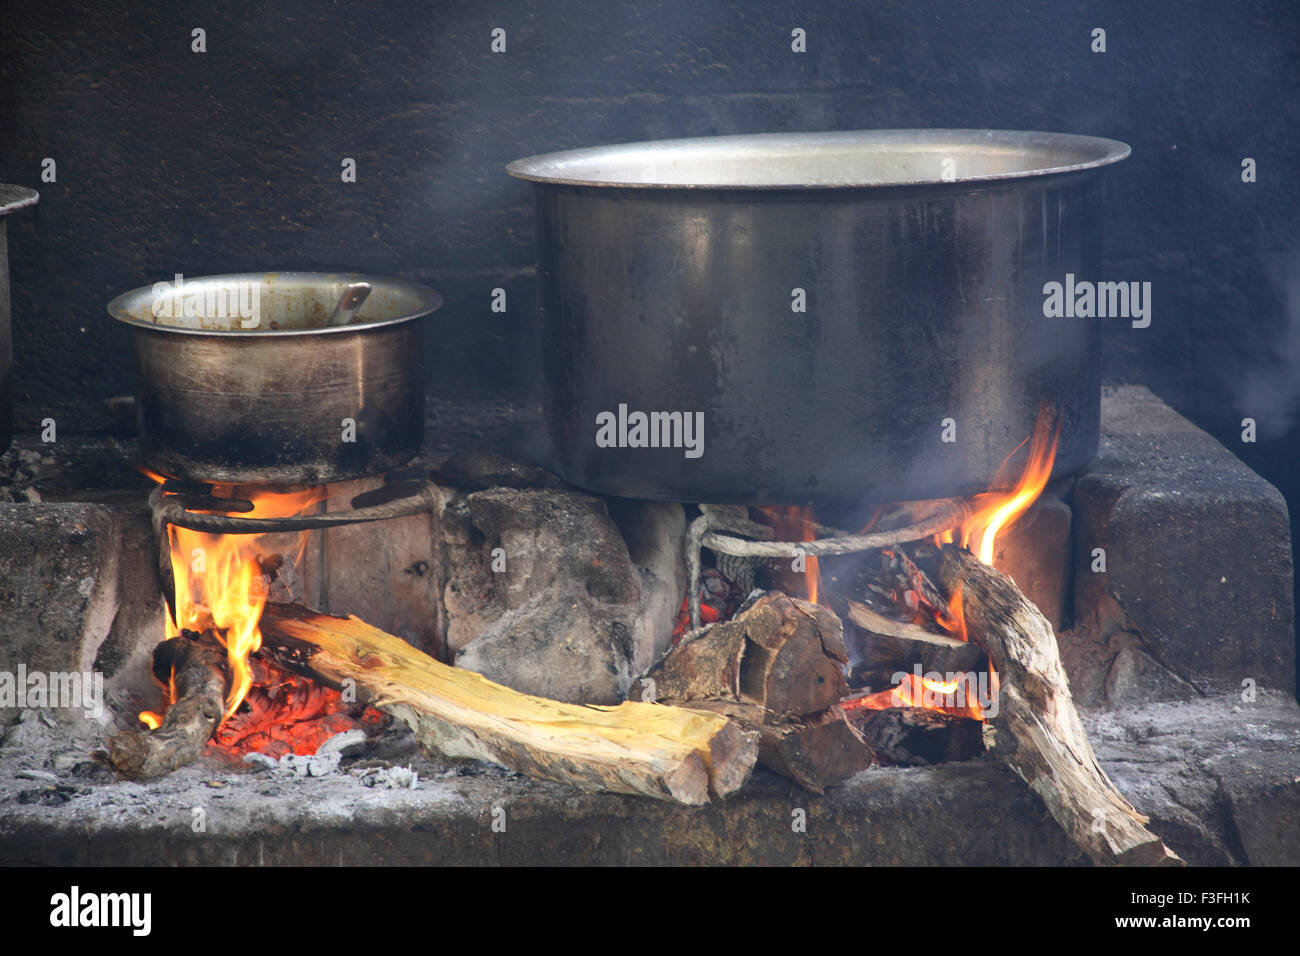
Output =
[
  {"x1": 260, "y1": 603, "x2": 757, "y2": 805},
  {"x1": 842, "y1": 599, "x2": 984, "y2": 676},
  {"x1": 102, "y1": 634, "x2": 227, "y2": 780},
  {"x1": 850, "y1": 706, "x2": 984, "y2": 766},
  {"x1": 886, "y1": 545, "x2": 949, "y2": 613},
  {"x1": 936, "y1": 545, "x2": 1183, "y2": 866}
]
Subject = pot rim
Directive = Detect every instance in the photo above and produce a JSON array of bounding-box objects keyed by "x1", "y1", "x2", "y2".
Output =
[
  {"x1": 506, "y1": 128, "x2": 1131, "y2": 191},
  {"x1": 107, "y1": 271, "x2": 442, "y2": 338},
  {"x1": 0, "y1": 185, "x2": 40, "y2": 215}
]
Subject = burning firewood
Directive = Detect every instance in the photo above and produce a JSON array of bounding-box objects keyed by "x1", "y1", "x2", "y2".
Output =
[
  {"x1": 841, "y1": 598, "x2": 984, "y2": 684},
  {"x1": 849, "y1": 706, "x2": 984, "y2": 766},
  {"x1": 101, "y1": 634, "x2": 227, "y2": 781},
  {"x1": 630, "y1": 592, "x2": 871, "y2": 793},
  {"x1": 258, "y1": 603, "x2": 757, "y2": 805},
  {"x1": 935, "y1": 545, "x2": 1183, "y2": 866}
]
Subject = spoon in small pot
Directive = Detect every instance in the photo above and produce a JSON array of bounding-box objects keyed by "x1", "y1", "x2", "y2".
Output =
[{"x1": 325, "y1": 281, "x2": 372, "y2": 327}]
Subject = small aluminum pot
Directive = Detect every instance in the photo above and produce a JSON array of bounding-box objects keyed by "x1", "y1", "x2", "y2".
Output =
[{"x1": 108, "y1": 272, "x2": 442, "y2": 484}]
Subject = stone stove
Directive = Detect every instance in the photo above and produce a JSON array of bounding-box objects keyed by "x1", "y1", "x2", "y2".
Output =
[{"x1": 0, "y1": 386, "x2": 1297, "y2": 866}]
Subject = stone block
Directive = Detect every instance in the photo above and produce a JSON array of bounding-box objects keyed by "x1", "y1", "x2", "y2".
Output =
[
  {"x1": 0, "y1": 503, "x2": 123, "y2": 728},
  {"x1": 449, "y1": 488, "x2": 658, "y2": 704},
  {"x1": 606, "y1": 498, "x2": 687, "y2": 677},
  {"x1": 1071, "y1": 386, "x2": 1294, "y2": 697}
]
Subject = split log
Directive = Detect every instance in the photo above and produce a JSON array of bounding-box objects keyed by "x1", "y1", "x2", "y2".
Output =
[
  {"x1": 758, "y1": 706, "x2": 870, "y2": 791},
  {"x1": 630, "y1": 593, "x2": 871, "y2": 791},
  {"x1": 850, "y1": 706, "x2": 984, "y2": 766},
  {"x1": 260, "y1": 603, "x2": 757, "y2": 805},
  {"x1": 102, "y1": 634, "x2": 227, "y2": 780},
  {"x1": 843, "y1": 599, "x2": 984, "y2": 678},
  {"x1": 636, "y1": 592, "x2": 849, "y2": 715},
  {"x1": 673, "y1": 699, "x2": 870, "y2": 793},
  {"x1": 936, "y1": 545, "x2": 1183, "y2": 866}
]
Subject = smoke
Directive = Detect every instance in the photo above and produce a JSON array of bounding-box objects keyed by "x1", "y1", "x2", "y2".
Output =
[{"x1": 1232, "y1": 250, "x2": 1300, "y2": 440}]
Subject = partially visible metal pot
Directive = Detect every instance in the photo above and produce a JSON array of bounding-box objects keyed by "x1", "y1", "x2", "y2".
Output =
[
  {"x1": 108, "y1": 272, "x2": 442, "y2": 484},
  {"x1": 508, "y1": 130, "x2": 1131, "y2": 504},
  {"x1": 0, "y1": 185, "x2": 40, "y2": 454}
]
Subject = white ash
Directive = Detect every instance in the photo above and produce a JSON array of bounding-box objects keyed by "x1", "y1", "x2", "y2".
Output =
[
  {"x1": 242, "y1": 729, "x2": 368, "y2": 779},
  {"x1": 0, "y1": 715, "x2": 496, "y2": 847},
  {"x1": 16, "y1": 769, "x2": 60, "y2": 784},
  {"x1": 352, "y1": 765, "x2": 420, "y2": 790}
]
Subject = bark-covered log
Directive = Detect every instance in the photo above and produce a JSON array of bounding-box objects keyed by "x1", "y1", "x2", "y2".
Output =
[
  {"x1": 630, "y1": 593, "x2": 870, "y2": 791},
  {"x1": 102, "y1": 634, "x2": 227, "y2": 780},
  {"x1": 936, "y1": 545, "x2": 1183, "y2": 867},
  {"x1": 260, "y1": 603, "x2": 756, "y2": 805},
  {"x1": 670, "y1": 699, "x2": 870, "y2": 793},
  {"x1": 756, "y1": 705, "x2": 870, "y2": 792}
]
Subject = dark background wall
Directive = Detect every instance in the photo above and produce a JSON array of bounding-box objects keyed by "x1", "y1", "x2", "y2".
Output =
[{"x1": 1, "y1": 2, "x2": 1296, "y2": 586}]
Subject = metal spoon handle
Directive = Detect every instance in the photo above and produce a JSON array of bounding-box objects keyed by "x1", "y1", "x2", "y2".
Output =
[{"x1": 326, "y1": 281, "x2": 372, "y2": 326}]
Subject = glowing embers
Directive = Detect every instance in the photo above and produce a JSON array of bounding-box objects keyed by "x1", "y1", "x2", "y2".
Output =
[
  {"x1": 683, "y1": 405, "x2": 1062, "y2": 731},
  {"x1": 833, "y1": 406, "x2": 1059, "y2": 720},
  {"x1": 141, "y1": 629, "x2": 386, "y2": 759},
  {"x1": 840, "y1": 670, "x2": 990, "y2": 722},
  {"x1": 138, "y1": 479, "x2": 388, "y2": 760},
  {"x1": 212, "y1": 652, "x2": 386, "y2": 759},
  {"x1": 158, "y1": 481, "x2": 324, "y2": 722}
]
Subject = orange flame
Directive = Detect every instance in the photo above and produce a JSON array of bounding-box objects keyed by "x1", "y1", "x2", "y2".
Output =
[
  {"x1": 842, "y1": 671, "x2": 987, "y2": 719},
  {"x1": 958, "y1": 405, "x2": 1062, "y2": 566},
  {"x1": 842, "y1": 404, "x2": 1058, "y2": 725},
  {"x1": 935, "y1": 581, "x2": 967, "y2": 643},
  {"x1": 923, "y1": 407, "x2": 1057, "y2": 716},
  {"x1": 759, "y1": 506, "x2": 820, "y2": 604},
  {"x1": 149, "y1": 479, "x2": 324, "y2": 724}
]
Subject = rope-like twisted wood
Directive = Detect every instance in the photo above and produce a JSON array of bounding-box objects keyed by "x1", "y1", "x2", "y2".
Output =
[{"x1": 686, "y1": 498, "x2": 970, "y2": 629}]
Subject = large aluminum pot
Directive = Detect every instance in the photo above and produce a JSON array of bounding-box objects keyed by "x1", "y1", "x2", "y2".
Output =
[
  {"x1": 508, "y1": 130, "x2": 1131, "y2": 504},
  {"x1": 108, "y1": 272, "x2": 441, "y2": 484},
  {"x1": 0, "y1": 185, "x2": 39, "y2": 454}
]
